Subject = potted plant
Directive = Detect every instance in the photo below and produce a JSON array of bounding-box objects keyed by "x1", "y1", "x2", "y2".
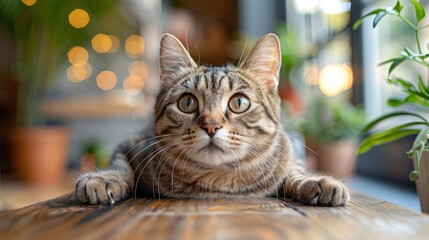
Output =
[
  {"x1": 296, "y1": 92, "x2": 365, "y2": 179},
  {"x1": 0, "y1": 0, "x2": 118, "y2": 184},
  {"x1": 277, "y1": 23, "x2": 306, "y2": 113},
  {"x1": 354, "y1": 0, "x2": 429, "y2": 213}
]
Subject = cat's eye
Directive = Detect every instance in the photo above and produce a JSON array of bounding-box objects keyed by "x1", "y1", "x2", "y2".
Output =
[
  {"x1": 228, "y1": 94, "x2": 250, "y2": 114},
  {"x1": 178, "y1": 94, "x2": 198, "y2": 113}
]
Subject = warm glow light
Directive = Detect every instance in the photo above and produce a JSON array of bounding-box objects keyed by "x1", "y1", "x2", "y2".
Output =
[
  {"x1": 125, "y1": 35, "x2": 145, "y2": 58},
  {"x1": 128, "y1": 61, "x2": 149, "y2": 80},
  {"x1": 69, "y1": 9, "x2": 90, "y2": 29},
  {"x1": 123, "y1": 75, "x2": 145, "y2": 95},
  {"x1": 67, "y1": 63, "x2": 92, "y2": 83},
  {"x1": 22, "y1": 0, "x2": 37, "y2": 6},
  {"x1": 343, "y1": 64, "x2": 354, "y2": 90},
  {"x1": 107, "y1": 35, "x2": 120, "y2": 54},
  {"x1": 67, "y1": 46, "x2": 89, "y2": 66},
  {"x1": 96, "y1": 71, "x2": 117, "y2": 91},
  {"x1": 318, "y1": 64, "x2": 353, "y2": 97},
  {"x1": 92, "y1": 34, "x2": 112, "y2": 53},
  {"x1": 321, "y1": 0, "x2": 351, "y2": 14},
  {"x1": 293, "y1": 0, "x2": 318, "y2": 14}
]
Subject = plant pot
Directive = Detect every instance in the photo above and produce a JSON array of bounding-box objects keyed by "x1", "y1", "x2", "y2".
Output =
[
  {"x1": 306, "y1": 139, "x2": 357, "y2": 179},
  {"x1": 414, "y1": 150, "x2": 429, "y2": 214},
  {"x1": 278, "y1": 84, "x2": 303, "y2": 114},
  {"x1": 9, "y1": 126, "x2": 69, "y2": 185}
]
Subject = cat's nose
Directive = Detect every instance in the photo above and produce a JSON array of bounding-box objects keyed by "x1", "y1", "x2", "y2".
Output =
[{"x1": 201, "y1": 123, "x2": 222, "y2": 137}]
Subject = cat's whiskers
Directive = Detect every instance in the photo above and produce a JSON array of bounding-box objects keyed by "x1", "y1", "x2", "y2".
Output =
[
  {"x1": 237, "y1": 36, "x2": 248, "y2": 67},
  {"x1": 152, "y1": 140, "x2": 188, "y2": 197},
  {"x1": 125, "y1": 136, "x2": 176, "y2": 196},
  {"x1": 230, "y1": 148, "x2": 248, "y2": 187},
  {"x1": 194, "y1": 43, "x2": 200, "y2": 66},
  {"x1": 249, "y1": 136, "x2": 299, "y2": 200},
  {"x1": 246, "y1": 147, "x2": 279, "y2": 199},
  {"x1": 270, "y1": 127, "x2": 319, "y2": 156},
  {"x1": 155, "y1": 144, "x2": 188, "y2": 200},
  {"x1": 242, "y1": 146, "x2": 268, "y2": 193},
  {"x1": 130, "y1": 139, "x2": 173, "y2": 182},
  {"x1": 170, "y1": 144, "x2": 191, "y2": 193},
  {"x1": 121, "y1": 134, "x2": 175, "y2": 163},
  {"x1": 127, "y1": 135, "x2": 176, "y2": 168},
  {"x1": 179, "y1": 145, "x2": 196, "y2": 186},
  {"x1": 132, "y1": 140, "x2": 178, "y2": 199}
]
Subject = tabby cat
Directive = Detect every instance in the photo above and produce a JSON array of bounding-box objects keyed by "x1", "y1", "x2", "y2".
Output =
[{"x1": 75, "y1": 33, "x2": 350, "y2": 206}]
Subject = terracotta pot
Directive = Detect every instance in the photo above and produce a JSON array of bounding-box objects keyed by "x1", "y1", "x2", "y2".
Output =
[
  {"x1": 9, "y1": 126, "x2": 69, "y2": 185},
  {"x1": 278, "y1": 84, "x2": 304, "y2": 114},
  {"x1": 306, "y1": 139, "x2": 357, "y2": 179},
  {"x1": 413, "y1": 150, "x2": 429, "y2": 214}
]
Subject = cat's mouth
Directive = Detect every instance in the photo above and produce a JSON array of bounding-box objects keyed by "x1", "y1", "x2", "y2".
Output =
[{"x1": 199, "y1": 143, "x2": 225, "y2": 153}]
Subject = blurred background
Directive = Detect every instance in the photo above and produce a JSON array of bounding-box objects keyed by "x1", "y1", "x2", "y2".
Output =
[{"x1": 0, "y1": 0, "x2": 427, "y2": 211}]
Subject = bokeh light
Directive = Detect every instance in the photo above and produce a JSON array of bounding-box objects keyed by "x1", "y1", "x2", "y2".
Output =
[
  {"x1": 123, "y1": 75, "x2": 145, "y2": 95},
  {"x1": 96, "y1": 71, "x2": 117, "y2": 91},
  {"x1": 67, "y1": 46, "x2": 89, "y2": 66},
  {"x1": 318, "y1": 64, "x2": 353, "y2": 97},
  {"x1": 67, "y1": 63, "x2": 92, "y2": 83},
  {"x1": 107, "y1": 35, "x2": 120, "y2": 54},
  {"x1": 128, "y1": 61, "x2": 149, "y2": 80},
  {"x1": 22, "y1": 0, "x2": 37, "y2": 7},
  {"x1": 125, "y1": 35, "x2": 145, "y2": 58},
  {"x1": 91, "y1": 34, "x2": 112, "y2": 53},
  {"x1": 68, "y1": 9, "x2": 90, "y2": 29}
]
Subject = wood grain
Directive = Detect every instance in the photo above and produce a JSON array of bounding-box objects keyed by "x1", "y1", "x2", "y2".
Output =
[{"x1": 1, "y1": 192, "x2": 429, "y2": 240}]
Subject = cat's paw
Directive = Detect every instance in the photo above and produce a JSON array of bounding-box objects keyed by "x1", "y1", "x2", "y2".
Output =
[
  {"x1": 75, "y1": 171, "x2": 129, "y2": 205},
  {"x1": 296, "y1": 176, "x2": 349, "y2": 207}
]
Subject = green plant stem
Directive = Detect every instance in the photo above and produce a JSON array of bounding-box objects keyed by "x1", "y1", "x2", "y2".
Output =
[
  {"x1": 415, "y1": 140, "x2": 426, "y2": 176},
  {"x1": 411, "y1": 58, "x2": 429, "y2": 68},
  {"x1": 397, "y1": 15, "x2": 422, "y2": 54},
  {"x1": 398, "y1": 15, "x2": 418, "y2": 30},
  {"x1": 415, "y1": 29, "x2": 422, "y2": 54}
]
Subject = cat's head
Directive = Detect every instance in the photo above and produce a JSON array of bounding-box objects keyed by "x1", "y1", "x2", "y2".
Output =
[{"x1": 155, "y1": 33, "x2": 282, "y2": 166}]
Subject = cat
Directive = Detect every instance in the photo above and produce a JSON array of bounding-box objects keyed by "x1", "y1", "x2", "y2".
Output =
[{"x1": 75, "y1": 33, "x2": 350, "y2": 206}]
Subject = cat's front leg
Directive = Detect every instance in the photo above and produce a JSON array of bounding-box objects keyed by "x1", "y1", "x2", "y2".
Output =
[
  {"x1": 75, "y1": 153, "x2": 133, "y2": 204},
  {"x1": 283, "y1": 163, "x2": 350, "y2": 206}
]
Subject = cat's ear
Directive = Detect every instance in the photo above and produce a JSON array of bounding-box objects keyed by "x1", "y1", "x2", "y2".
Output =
[
  {"x1": 240, "y1": 33, "x2": 281, "y2": 91},
  {"x1": 160, "y1": 33, "x2": 197, "y2": 88}
]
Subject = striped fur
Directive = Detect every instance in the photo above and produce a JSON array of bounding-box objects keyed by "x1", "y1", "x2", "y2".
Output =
[{"x1": 75, "y1": 33, "x2": 349, "y2": 206}]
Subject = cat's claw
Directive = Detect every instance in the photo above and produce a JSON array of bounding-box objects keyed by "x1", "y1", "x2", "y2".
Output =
[
  {"x1": 75, "y1": 171, "x2": 128, "y2": 205},
  {"x1": 296, "y1": 176, "x2": 350, "y2": 207}
]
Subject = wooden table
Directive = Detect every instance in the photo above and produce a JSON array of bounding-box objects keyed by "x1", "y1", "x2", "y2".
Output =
[{"x1": 1, "y1": 192, "x2": 429, "y2": 240}]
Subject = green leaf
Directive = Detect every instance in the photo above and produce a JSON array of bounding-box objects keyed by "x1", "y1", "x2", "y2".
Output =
[
  {"x1": 387, "y1": 98, "x2": 406, "y2": 106},
  {"x1": 389, "y1": 77, "x2": 414, "y2": 89},
  {"x1": 360, "y1": 111, "x2": 429, "y2": 136},
  {"x1": 353, "y1": 9, "x2": 386, "y2": 30},
  {"x1": 363, "y1": 121, "x2": 428, "y2": 140},
  {"x1": 393, "y1": 0, "x2": 404, "y2": 15},
  {"x1": 359, "y1": 129, "x2": 421, "y2": 154},
  {"x1": 418, "y1": 75, "x2": 428, "y2": 94},
  {"x1": 379, "y1": 57, "x2": 405, "y2": 66},
  {"x1": 412, "y1": 126, "x2": 429, "y2": 150},
  {"x1": 373, "y1": 11, "x2": 388, "y2": 28},
  {"x1": 388, "y1": 57, "x2": 406, "y2": 74},
  {"x1": 412, "y1": 0, "x2": 426, "y2": 23},
  {"x1": 405, "y1": 89, "x2": 429, "y2": 101}
]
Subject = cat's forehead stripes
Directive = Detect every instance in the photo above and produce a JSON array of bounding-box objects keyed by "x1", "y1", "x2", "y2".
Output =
[{"x1": 173, "y1": 66, "x2": 254, "y2": 95}]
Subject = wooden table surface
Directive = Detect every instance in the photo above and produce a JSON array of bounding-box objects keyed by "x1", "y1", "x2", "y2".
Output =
[{"x1": 1, "y1": 192, "x2": 429, "y2": 240}]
